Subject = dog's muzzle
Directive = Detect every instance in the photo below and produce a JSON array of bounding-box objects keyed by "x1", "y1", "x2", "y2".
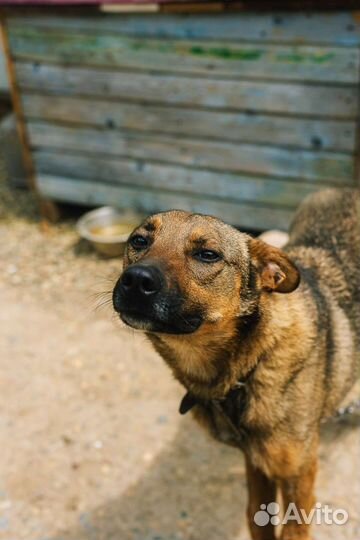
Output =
[{"x1": 112, "y1": 263, "x2": 203, "y2": 334}]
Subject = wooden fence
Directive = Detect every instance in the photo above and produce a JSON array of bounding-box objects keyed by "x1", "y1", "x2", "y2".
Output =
[{"x1": 3, "y1": 11, "x2": 360, "y2": 229}]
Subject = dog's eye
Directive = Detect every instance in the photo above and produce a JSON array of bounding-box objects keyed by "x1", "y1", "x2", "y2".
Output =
[
  {"x1": 194, "y1": 249, "x2": 221, "y2": 263},
  {"x1": 130, "y1": 235, "x2": 148, "y2": 250}
]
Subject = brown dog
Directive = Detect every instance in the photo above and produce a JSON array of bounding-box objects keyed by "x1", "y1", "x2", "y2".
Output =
[{"x1": 113, "y1": 188, "x2": 360, "y2": 540}]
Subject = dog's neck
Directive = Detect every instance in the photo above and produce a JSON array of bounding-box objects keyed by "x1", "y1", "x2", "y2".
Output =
[
  {"x1": 148, "y1": 299, "x2": 273, "y2": 400},
  {"x1": 148, "y1": 290, "x2": 312, "y2": 402}
]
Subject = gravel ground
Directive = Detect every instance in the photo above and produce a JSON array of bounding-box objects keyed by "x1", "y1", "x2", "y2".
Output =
[{"x1": 0, "y1": 162, "x2": 359, "y2": 540}]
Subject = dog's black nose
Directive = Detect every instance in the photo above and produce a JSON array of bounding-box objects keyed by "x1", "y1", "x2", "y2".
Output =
[{"x1": 120, "y1": 265, "x2": 163, "y2": 297}]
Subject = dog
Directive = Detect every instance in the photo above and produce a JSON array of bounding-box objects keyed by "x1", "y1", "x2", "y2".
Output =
[{"x1": 112, "y1": 188, "x2": 360, "y2": 540}]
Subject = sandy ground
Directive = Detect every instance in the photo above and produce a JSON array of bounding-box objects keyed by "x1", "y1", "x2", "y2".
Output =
[{"x1": 0, "y1": 168, "x2": 360, "y2": 540}]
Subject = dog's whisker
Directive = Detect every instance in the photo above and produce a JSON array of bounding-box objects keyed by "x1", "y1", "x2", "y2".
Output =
[{"x1": 94, "y1": 298, "x2": 113, "y2": 313}]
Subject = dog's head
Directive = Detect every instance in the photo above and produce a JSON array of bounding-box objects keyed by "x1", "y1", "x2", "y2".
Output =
[{"x1": 112, "y1": 211, "x2": 300, "y2": 335}]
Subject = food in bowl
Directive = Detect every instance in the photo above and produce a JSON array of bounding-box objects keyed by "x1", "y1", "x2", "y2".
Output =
[{"x1": 76, "y1": 207, "x2": 143, "y2": 257}]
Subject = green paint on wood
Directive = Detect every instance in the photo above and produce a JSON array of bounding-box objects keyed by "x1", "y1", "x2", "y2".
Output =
[
  {"x1": 130, "y1": 40, "x2": 173, "y2": 54},
  {"x1": 129, "y1": 40, "x2": 264, "y2": 61},
  {"x1": 276, "y1": 52, "x2": 335, "y2": 64},
  {"x1": 189, "y1": 46, "x2": 263, "y2": 61},
  {"x1": 9, "y1": 26, "x2": 359, "y2": 84},
  {"x1": 10, "y1": 27, "x2": 265, "y2": 62}
]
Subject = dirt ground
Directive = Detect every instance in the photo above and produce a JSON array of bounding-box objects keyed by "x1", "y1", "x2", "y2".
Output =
[{"x1": 0, "y1": 166, "x2": 359, "y2": 540}]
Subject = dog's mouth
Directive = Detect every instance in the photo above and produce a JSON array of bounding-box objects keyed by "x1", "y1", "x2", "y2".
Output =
[
  {"x1": 118, "y1": 308, "x2": 203, "y2": 335},
  {"x1": 112, "y1": 268, "x2": 203, "y2": 334}
]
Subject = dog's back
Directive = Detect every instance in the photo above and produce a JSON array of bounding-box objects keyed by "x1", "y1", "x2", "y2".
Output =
[
  {"x1": 285, "y1": 189, "x2": 360, "y2": 414},
  {"x1": 287, "y1": 188, "x2": 360, "y2": 337}
]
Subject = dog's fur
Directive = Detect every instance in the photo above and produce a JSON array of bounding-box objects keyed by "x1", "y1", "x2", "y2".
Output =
[{"x1": 113, "y1": 188, "x2": 360, "y2": 540}]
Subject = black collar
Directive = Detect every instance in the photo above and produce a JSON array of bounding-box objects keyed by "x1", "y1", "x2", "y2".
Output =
[
  {"x1": 179, "y1": 365, "x2": 256, "y2": 416},
  {"x1": 179, "y1": 378, "x2": 253, "y2": 445}
]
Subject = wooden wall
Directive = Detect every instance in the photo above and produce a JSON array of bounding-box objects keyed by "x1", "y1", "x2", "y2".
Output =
[
  {"x1": 4, "y1": 12, "x2": 360, "y2": 230},
  {"x1": 0, "y1": 42, "x2": 8, "y2": 92}
]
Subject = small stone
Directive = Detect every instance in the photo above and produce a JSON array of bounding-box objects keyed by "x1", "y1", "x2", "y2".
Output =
[
  {"x1": 143, "y1": 452, "x2": 154, "y2": 463},
  {"x1": 73, "y1": 358, "x2": 83, "y2": 369},
  {"x1": 0, "y1": 500, "x2": 12, "y2": 510},
  {"x1": 62, "y1": 435, "x2": 74, "y2": 446},
  {"x1": 7, "y1": 264, "x2": 17, "y2": 274},
  {"x1": 101, "y1": 463, "x2": 111, "y2": 474},
  {"x1": 65, "y1": 497, "x2": 79, "y2": 511}
]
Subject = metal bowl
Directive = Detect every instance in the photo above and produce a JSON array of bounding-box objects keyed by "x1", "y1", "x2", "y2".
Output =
[{"x1": 76, "y1": 206, "x2": 143, "y2": 257}]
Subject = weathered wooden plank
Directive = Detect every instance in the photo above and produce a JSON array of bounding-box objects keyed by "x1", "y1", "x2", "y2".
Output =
[
  {"x1": 28, "y1": 122, "x2": 355, "y2": 184},
  {"x1": 15, "y1": 63, "x2": 358, "y2": 118},
  {"x1": 22, "y1": 94, "x2": 356, "y2": 152},
  {"x1": 0, "y1": 18, "x2": 60, "y2": 221},
  {"x1": 36, "y1": 173, "x2": 294, "y2": 231},
  {"x1": 7, "y1": 13, "x2": 360, "y2": 47},
  {"x1": 34, "y1": 150, "x2": 325, "y2": 208},
  {"x1": 9, "y1": 27, "x2": 360, "y2": 83}
]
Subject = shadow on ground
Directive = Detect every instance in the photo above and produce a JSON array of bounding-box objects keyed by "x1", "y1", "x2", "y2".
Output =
[
  {"x1": 47, "y1": 416, "x2": 360, "y2": 540},
  {"x1": 50, "y1": 421, "x2": 248, "y2": 540}
]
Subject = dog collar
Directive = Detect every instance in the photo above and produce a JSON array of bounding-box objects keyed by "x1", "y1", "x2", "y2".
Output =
[
  {"x1": 179, "y1": 380, "x2": 246, "y2": 415},
  {"x1": 179, "y1": 380, "x2": 250, "y2": 444},
  {"x1": 179, "y1": 391, "x2": 199, "y2": 415}
]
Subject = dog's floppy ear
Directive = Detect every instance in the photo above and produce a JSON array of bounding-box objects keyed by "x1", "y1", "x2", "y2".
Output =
[{"x1": 249, "y1": 238, "x2": 300, "y2": 293}]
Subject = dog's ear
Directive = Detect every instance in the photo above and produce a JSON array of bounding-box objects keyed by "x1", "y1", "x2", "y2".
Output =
[{"x1": 249, "y1": 238, "x2": 300, "y2": 293}]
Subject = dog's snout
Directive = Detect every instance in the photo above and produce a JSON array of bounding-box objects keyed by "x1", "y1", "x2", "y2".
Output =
[{"x1": 120, "y1": 265, "x2": 163, "y2": 297}]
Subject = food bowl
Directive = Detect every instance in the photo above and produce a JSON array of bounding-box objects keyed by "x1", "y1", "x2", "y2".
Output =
[{"x1": 76, "y1": 206, "x2": 143, "y2": 257}]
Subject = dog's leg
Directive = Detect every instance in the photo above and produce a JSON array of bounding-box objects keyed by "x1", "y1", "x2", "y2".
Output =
[
  {"x1": 245, "y1": 456, "x2": 277, "y2": 540},
  {"x1": 279, "y1": 456, "x2": 317, "y2": 540}
]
